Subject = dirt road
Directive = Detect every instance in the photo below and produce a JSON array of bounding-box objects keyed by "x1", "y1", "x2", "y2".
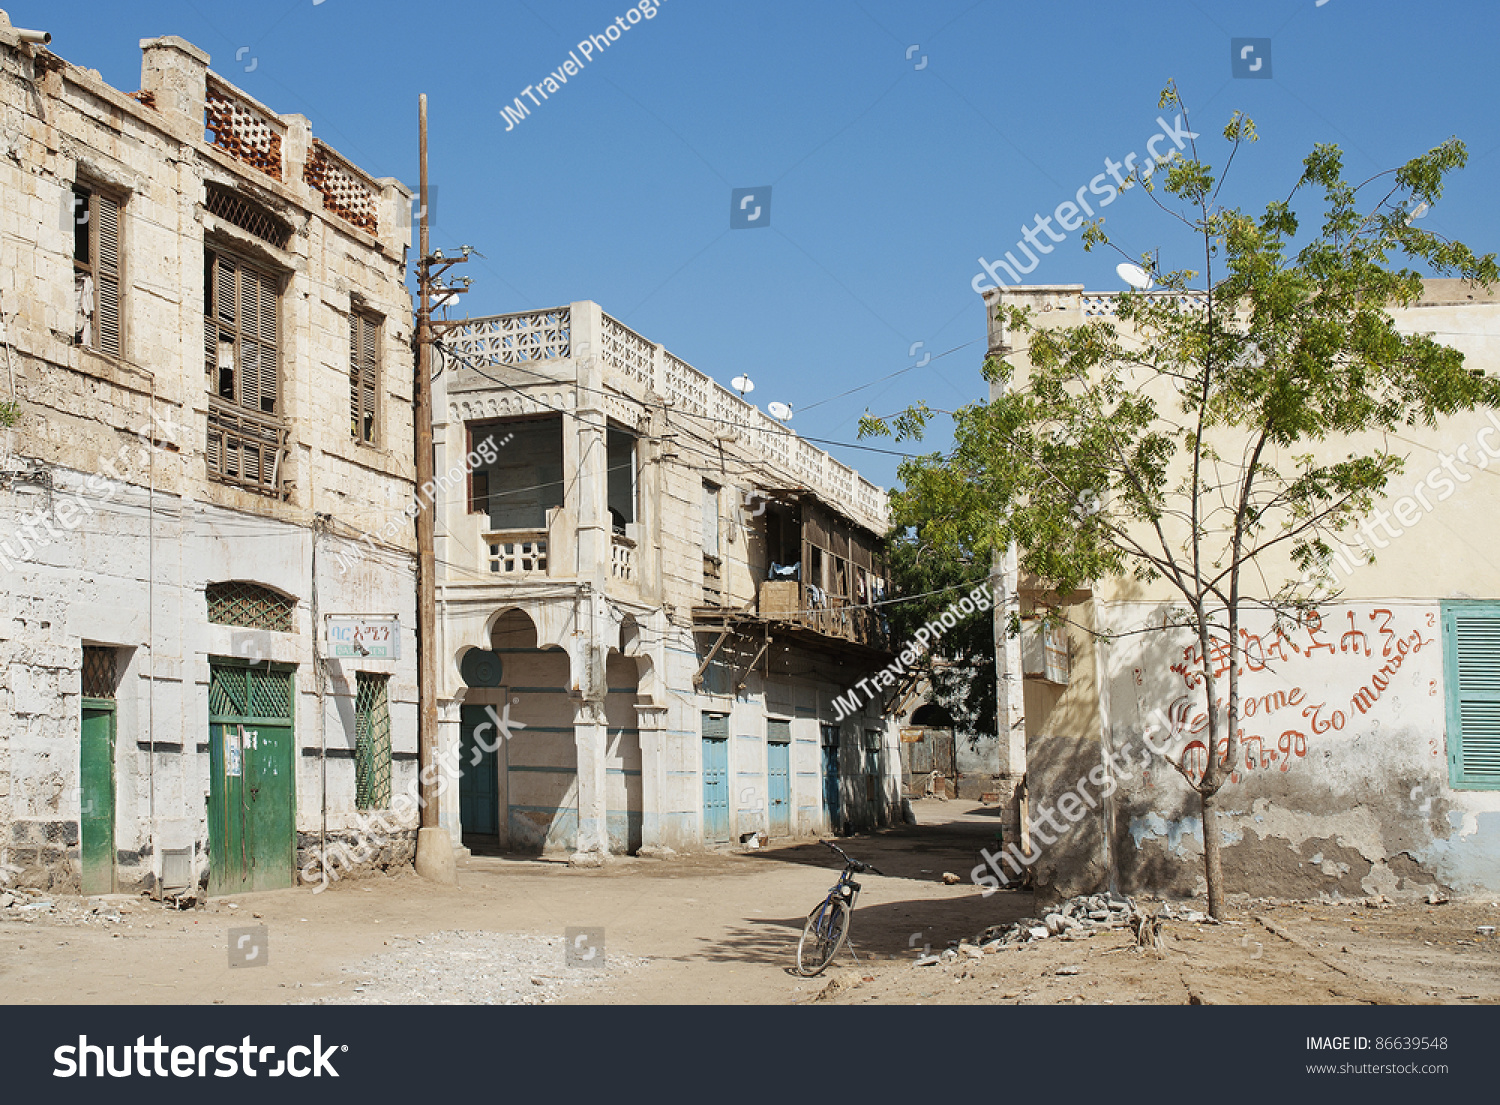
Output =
[{"x1": 1, "y1": 801, "x2": 1495, "y2": 1005}]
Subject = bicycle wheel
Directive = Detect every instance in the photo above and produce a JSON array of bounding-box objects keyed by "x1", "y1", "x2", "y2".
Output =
[{"x1": 795, "y1": 896, "x2": 851, "y2": 976}]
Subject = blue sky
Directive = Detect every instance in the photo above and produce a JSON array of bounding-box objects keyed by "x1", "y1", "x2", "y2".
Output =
[{"x1": 25, "y1": 0, "x2": 1500, "y2": 491}]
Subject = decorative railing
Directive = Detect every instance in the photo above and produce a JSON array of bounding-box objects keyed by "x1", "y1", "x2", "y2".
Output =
[
  {"x1": 204, "y1": 78, "x2": 284, "y2": 181},
  {"x1": 1081, "y1": 291, "x2": 1210, "y2": 317},
  {"x1": 484, "y1": 531, "x2": 548, "y2": 575},
  {"x1": 611, "y1": 534, "x2": 636, "y2": 581},
  {"x1": 600, "y1": 314, "x2": 654, "y2": 391},
  {"x1": 303, "y1": 140, "x2": 380, "y2": 234},
  {"x1": 663, "y1": 352, "x2": 709, "y2": 417},
  {"x1": 446, "y1": 305, "x2": 890, "y2": 534},
  {"x1": 448, "y1": 309, "x2": 571, "y2": 365},
  {"x1": 758, "y1": 580, "x2": 887, "y2": 649}
]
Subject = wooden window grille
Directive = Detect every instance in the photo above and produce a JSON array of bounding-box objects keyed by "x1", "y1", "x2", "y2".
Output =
[
  {"x1": 351, "y1": 310, "x2": 380, "y2": 444},
  {"x1": 204, "y1": 183, "x2": 291, "y2": 248},
  {"x1": 206, "y1": 581, "x2": 295, "y2": 632},
  {"x1": 354, "y1": 673, "x2": 393, "y2": 809},
  {"x1": 73, "y1": 185, "x2": 123, "y2": 357},
  {"x1": 81, "y1": 646, "x2": 119, "y2": 699}
]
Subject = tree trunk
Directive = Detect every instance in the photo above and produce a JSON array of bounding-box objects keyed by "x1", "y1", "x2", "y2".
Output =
[{"x1": 1201, "y1": 787, "x2": 1226, "y2": 919}]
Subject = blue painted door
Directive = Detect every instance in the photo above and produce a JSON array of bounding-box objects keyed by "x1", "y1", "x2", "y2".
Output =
[
  {"x1": 820, "y1": 723, "x2": 841, "y2": 827},
  {"x1": 702, "y1": 713, "x2": 729, "y2": 842},
  {"x1": 459, "y1": 705, "x2": 499, "y2": 836},
  {"x1": 767, "y1": 738, "x2": 791, "y2": 836}
]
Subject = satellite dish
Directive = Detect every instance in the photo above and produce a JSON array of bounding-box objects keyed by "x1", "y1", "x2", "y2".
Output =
[
  {"x1": 766, "y1": 401, "x2": 793, "y2": 421},
  {"x1": 1116, "y1": 262, "x2": 1154, "y2": 290},
  {"x1": 731, "y1": 374, "x2": 755, "y2": 396}
]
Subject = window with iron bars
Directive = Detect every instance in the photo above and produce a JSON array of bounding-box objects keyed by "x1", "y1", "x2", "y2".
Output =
[
  {"x1": 81, "y1": 646, "x2": 119, "y2": 699},
  {"x1": 73, "y1": 185, "x2": 124, "y2": 357},
  {"x1": 203, "y1": 183, "x2": 292, "y2": 249},
  {"x1": 206, "y1": 581, "x2": 295, "y2": 632},
  {"x1": 205, "y1": 246, "x2": 285, "y2": 493},
  {"x1": 354, "y1": 672, "x2": 392, "y2": 809},
  {"x1": 350, "y1": 309, "x2": 380, "y2": 444}
]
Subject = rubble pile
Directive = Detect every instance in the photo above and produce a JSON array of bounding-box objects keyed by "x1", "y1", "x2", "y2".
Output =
[
  {"x1": 913, "y1": 893, "x2": 1226, "y2": 966},
  {"x1": 0, "y1": 886, "x2": 137, "y2": 926},
  {"x1": 973, "y1": 893, "x2": 1140, "y2": 947}
]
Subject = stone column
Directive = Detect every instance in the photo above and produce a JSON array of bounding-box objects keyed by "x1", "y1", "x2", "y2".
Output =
[
  {"x1": 570, "y1": 697, "x2": 608, "y2": 866},
  {"x1": 634, "y1": 704, "x2": 671, "y2": 856},
  {"x1": 436, "y1": 694, "x2": 465, "y2": 854}
]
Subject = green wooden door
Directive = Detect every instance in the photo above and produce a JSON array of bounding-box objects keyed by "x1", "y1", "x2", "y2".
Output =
[
  {"x1": 208, "y1": 663, "x2": 296, "y2": 895},
  {"x1": 79, "y1": 701, "x2": 116, "y2": 895}
]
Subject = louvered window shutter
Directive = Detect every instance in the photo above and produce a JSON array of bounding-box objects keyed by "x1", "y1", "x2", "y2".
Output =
[
  {"x1": 1446, "y1": 605, "x2": 1500, "y2": 789},
  {"x1": 350, "y1": 312, "x2": 379, "y2": 442},
  {"x1": 360, "y1": 314, "x2": 378, "y2": 442},
  {"x1": 94, "y1": 194, "x2": 122, "y2": 356}
]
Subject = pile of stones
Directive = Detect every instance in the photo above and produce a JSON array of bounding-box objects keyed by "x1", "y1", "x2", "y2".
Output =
[{"x1": 975, "y1": 892, "x2": 1140, "y2": 946}]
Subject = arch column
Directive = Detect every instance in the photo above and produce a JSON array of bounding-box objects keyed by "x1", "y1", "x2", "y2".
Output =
[
  {"x1": 436, "y1": 690, "x2": 467, "y2": 852},
  {"x1": 635, "y1": 703, "x2": 670, "y2": 855},
  {"x1": 570, "y1": 698, "x2": 609, "y2": 866}
]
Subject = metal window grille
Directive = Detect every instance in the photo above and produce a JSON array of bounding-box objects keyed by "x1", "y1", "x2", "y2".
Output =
[
  {"x1": 354, "y1": 673, "x2": 392, "y2": 810},
  {"x1": 73, "y1": 186, "x2": 123, "y2": 357},
  {"x1": 206, "y1": 581, "x2": 295, "y2": 632},
  {"x1": 204, "y1": 183, "x2": 291, "y2": 248},
  {"x1": 350, "y1": 311, "x2": 380, "y2": 443},
  {"x1": 208, "y1": 663, "x2": 293, "y2": 722},
  {"x1": 81, "y1": 646, "x2": 118, "y2": 699}
]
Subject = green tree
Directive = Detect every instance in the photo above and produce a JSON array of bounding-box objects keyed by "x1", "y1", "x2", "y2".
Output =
[
  {"x1": 885, "y1": 526, "x2": 996, "y2": 740},
  {"x1": 863, "y1": 85, "x2": 1499, "y2": 917}
]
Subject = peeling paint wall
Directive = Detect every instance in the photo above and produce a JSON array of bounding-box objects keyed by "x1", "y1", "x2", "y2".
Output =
[{"x1": 1033, "y1": 600, "x2": 1500, "y2": 901}]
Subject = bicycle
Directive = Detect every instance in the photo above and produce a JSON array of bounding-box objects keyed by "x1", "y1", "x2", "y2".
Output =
[{"x1": 794, "y1": 840, "x2": 884, "y2": 976}]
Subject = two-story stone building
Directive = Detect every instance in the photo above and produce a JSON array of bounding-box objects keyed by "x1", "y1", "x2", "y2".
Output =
[
  {"x1": 0, "y1": 15, "x2": 418, "y2": 895},
  {"x1": 430, "y1": 303, "x2": 904, "y2": 862}
]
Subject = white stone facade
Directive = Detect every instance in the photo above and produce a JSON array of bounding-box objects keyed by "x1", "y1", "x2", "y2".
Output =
[
  {"x1": 431, "y1": 302, "x2": 904, "y2": 859},
  {"x1": 0, "y1": 18, "x2": 417, "y2": 893}
]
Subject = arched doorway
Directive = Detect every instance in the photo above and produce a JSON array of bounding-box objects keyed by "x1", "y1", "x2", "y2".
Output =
[{"x1": 902, "y1": 702, "x2": 958, "y2": 799}]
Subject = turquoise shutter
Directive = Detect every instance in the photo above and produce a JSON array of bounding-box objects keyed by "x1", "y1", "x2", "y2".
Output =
[{"x1": 1445, "y1": 604, "x2": 1500, "y2": 789}]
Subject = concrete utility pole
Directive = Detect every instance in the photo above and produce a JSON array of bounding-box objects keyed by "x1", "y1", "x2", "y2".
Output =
[{"x1": 411, "y1": 93, "x2": 469, "y2": 884}]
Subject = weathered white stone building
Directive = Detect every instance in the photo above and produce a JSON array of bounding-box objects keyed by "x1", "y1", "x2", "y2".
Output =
[
  {"x1": 430, "y1": 303, "x2": 904, "y2": 861},
  {"x1": 983, "y1": 281, "x2": 1500, "y2": 902},
  {"x1": 0, "y1": 16, "x2": 419, "y2": 894}
]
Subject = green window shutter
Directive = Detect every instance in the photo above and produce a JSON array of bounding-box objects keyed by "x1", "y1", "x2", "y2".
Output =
[
  {"x1": 1444, "y1": 604, "x2": 1500, "y2": 790},
  {"x1": 767, "y1": 718, "x2": 791, "y2": 743}
]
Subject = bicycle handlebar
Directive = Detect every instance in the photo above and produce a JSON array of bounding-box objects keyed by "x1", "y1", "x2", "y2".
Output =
[{"x1": 820, "y1": 839, "x2": 883, "y2": 876}]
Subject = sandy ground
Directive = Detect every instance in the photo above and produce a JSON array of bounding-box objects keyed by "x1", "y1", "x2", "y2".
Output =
[{"x1": 1, "y1": 800, "x2": 1496, "y2": 1005}]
